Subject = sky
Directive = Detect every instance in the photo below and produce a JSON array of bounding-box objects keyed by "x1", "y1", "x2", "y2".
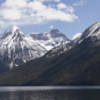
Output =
[{"x1": 0, "y1": 0, "x2": 100, "y2": 39}]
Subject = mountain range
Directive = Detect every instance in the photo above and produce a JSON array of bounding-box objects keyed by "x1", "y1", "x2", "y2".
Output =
[
  {"x1": 0, "y1": 26, "x2": 68, "y2": 69},
  {"x1": 0, "y1": 21, "x2": 100, "y2": 85}
]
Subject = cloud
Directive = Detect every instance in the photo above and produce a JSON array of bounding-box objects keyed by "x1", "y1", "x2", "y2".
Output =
[
  {"x1": 72, "y1": 33, "x2": 82, "y2": 40},
  {"x1": 57, "y1": 3, "x2": 75, "y2": 14},
  {"x1": 57, "y1": 3, "x2": 67, "y2": 9},
  {"x1": 73, "y1": 0, "x2": 86, "y2": 6},
  {"x1": 1, "y1": 9, "x2": 21, "y2": 20},
  {"x1": 0, "y1": 0, "x2": 78, "y2": 31},
  {"x1": 37, "y1": 0, "x2": 61, "y2": 2}
]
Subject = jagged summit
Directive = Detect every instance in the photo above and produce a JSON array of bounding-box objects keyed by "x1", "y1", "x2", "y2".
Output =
[
  {"x1": 49, "y1": 28, "x2": 68, "y2": 38},
  {"x1": 50, "y1": 28, "x2": 60, "y2": 33},
  {"x1": 6, "y1": 25, "x2": 21, "y2": 33},
  {"x1": 1, "y1": 25, "x2": 24, "y2": 40},
  {"x1": 81, "y1": 21, "x2": 100, "y2": 39},
  {"x1": 8, "y1": 25, "x2": 22, "y2": 35},
  {"x1": 0, "y1": 26, "x2": 47, "y2": 69},
  {"x1": 11, "y1": 25, "x2": 19, "y2": 31},
  {"x1": 30, "y1": 28, "x2": 70, "y2": 50},
  {"x1": 75, "y1": 21, "x2": 100, "y2": 44}
]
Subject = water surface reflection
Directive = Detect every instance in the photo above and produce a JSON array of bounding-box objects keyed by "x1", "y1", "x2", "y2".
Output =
[{"x1": 0, "y1": 86, "x2": 100, "y2": 100}]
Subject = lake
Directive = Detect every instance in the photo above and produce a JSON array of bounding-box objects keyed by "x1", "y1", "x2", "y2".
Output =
[{"x1": 0, "y1": 86, "x2": 100, "y2": 100}]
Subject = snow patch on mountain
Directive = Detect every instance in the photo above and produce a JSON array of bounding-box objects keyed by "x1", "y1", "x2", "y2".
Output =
[
  {"x1": 73, "y1": 33, "x2": 82, "y2": 40},
  {"x1": 45, "y1": 42, "x2": 75, "y2": 57}
]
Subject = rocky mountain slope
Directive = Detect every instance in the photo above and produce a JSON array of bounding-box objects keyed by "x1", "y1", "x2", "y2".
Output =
[{"x1": 45, "y1": 41, "x2": 75, "y2": 57}]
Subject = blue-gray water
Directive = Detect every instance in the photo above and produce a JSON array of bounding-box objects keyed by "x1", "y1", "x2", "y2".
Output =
[{"x1": 0, "y1": 86, "x2": 100, "y2": 100}]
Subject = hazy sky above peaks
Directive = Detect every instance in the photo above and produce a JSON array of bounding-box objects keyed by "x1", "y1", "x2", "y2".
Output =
[{"x1": 0, "y1": 0, "x2": 100, "y2": 39}]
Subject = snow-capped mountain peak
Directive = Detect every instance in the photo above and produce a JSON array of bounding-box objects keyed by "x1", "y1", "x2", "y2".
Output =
[
  {"x1": 6, "y1": 25, "x2": 21, "y2": 34},
  {"x1": 30, "y1": 28, "x2": 70, "y2": 50},
  {"x1": 2, "y1": 25, "x2": 25, "y2": 40},
  {"x1": 0, "y1": 26, "x2": 47, "y2": 69},
  {"x1": 81, "y1": 21, "x2": 100, "y2": 39},
  {"x1": 76, "y1": 21, "x2": 100, "y2": 44},
  {"x1": 10, "y1": 25, "x2": 19, "y2": 33}
]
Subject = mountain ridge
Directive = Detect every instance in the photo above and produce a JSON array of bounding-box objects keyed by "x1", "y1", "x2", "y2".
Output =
[{"x1": 0, "y1": 21, "x2": 100, "y2": 85}]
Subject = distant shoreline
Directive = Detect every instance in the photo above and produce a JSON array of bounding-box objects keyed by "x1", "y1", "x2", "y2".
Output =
[{"x1": 0, "y1": 86, "x2": 100, "y2": 92}]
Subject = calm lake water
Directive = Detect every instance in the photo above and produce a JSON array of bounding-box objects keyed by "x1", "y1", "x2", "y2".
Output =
[{"x1": 0, "y1": 86, "x2": 100, "y2": 100}]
